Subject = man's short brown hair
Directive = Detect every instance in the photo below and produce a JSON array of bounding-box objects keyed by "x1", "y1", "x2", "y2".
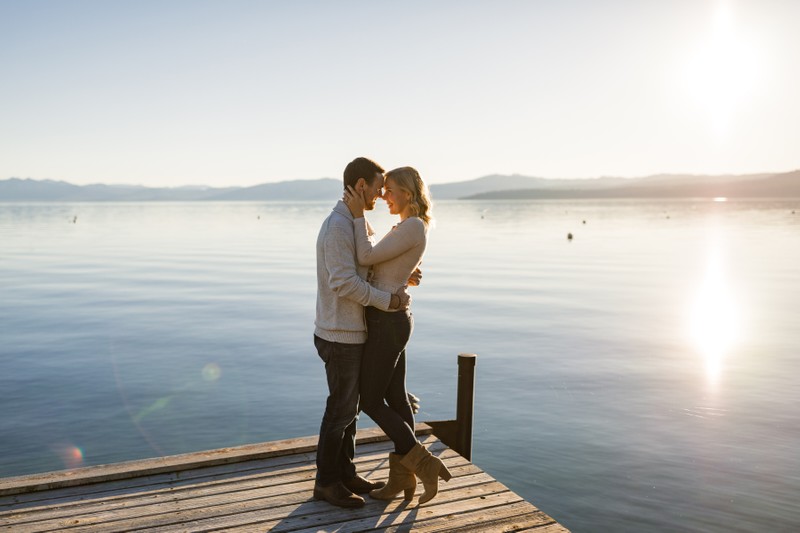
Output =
[{"x1": 343, "y1": 157, "x2": 385, "y2": 190}]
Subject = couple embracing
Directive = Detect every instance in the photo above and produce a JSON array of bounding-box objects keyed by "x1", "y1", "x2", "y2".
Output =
[{"x1": 312, "y1": 157, "x2": 450, "y2": 509}]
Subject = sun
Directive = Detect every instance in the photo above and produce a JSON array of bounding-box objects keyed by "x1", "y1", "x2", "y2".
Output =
[{"x1": 682, "y1": 1, "x2": 760, "y2": 139}]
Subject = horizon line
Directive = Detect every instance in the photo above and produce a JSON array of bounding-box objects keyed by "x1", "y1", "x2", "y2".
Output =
[{"x1": 3, "y1": 168, "x2": 798, "y2": 190}]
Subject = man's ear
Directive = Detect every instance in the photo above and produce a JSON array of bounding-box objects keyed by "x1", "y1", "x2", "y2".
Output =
[{"x1": 355, "y1": 178, "x2": 366, "y2": 192}]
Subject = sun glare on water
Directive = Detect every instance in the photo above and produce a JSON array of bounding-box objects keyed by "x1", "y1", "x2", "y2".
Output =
[{"x1": 688, "y1": 246, "x2": 740, "y2": 387}]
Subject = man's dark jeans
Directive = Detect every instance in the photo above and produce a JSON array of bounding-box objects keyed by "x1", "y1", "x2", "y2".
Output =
[{"x1": 314, "y1": 335, "x2": 363, "y2": 487}]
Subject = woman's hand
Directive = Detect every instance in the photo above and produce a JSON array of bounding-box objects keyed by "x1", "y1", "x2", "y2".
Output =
[
  {"x1": 343, "y1": 185, "x2": 366, "y2": 218},
  {"x1": 407, "y1": 266, "x2": 422, "y2": 287}
]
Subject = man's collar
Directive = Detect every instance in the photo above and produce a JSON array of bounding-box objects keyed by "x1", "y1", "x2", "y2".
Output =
[
  {"x1": 333, "y1": 200, "x2": 353, "y2": 220},
  {"x1": 333, "y1": 200, "x2": 375, "y2": 236}
]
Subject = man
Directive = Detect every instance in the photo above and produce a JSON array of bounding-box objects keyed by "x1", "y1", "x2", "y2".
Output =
[{"x1": 313, "y1": 157, "x2": 411, "y2": 508}]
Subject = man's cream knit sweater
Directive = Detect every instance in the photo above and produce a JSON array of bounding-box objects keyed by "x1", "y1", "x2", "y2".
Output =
[{"x1": 314, "y1": 201, "x2": 393, "y2": 344}]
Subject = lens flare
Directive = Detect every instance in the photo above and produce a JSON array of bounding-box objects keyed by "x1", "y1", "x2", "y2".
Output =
[
  {"x1": 202, "y1": 363, "x2": 222, "y2": 382},
  {"x1": 53, "y1": 444, "x2": 84, "y2": 469}
]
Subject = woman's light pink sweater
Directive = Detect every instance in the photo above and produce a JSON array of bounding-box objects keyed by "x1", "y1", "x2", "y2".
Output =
[{"x1": 353, "y1": 216, "x2": 427, "y2": 302}]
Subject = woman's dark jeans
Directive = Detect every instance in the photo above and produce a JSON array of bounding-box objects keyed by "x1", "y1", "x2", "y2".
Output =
[
  {"x1": 360, "y1": 306, "x2": 417, "y2": 455},
  {"x1": 314, "y1": 335, "x2": 362, "y2": 486}
]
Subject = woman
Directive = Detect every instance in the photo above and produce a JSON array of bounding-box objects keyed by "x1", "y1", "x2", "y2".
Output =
[{"x1": 343, "y1": 166, "x2": 450, "y2": 505}]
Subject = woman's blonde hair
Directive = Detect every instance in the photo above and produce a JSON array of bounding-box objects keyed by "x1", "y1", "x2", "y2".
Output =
[{"x1": 385, "y1": 166, "x2": 434, "y2": 226}]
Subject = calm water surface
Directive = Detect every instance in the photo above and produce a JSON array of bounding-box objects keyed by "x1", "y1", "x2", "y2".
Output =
[{"x1": 1, "y1": 200, "x2": 798, "y2": 532}]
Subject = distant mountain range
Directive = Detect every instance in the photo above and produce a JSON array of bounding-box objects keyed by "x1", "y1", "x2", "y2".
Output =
[
  {"x1": 1, "y1": 170, "x2": 798, "y2": 201},
  {"x1": 0, "y1": 178, "x2": 342, "y2": 202},
  {"x1": 460, "y1": 170, "x2": 800, "y2": 200}
]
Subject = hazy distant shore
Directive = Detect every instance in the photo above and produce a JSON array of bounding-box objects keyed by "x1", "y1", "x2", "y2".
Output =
[{"x1": 2, "y1": 170, "x2": 798, "y2": 202}]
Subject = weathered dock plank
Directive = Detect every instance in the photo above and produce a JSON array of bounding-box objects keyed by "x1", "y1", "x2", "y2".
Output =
[
  {"x1": 3, "y1": 443, "x2": 461, "y2": 531},
  {"x1": 0, "y1": 425, "x2": 569, "y2": 532},
  {"x1": 0, "y1": 427, "x2": 404, "y2": 498},
  {"x1": 0, "y1": 439, "x2": 401, "y2": 510}
]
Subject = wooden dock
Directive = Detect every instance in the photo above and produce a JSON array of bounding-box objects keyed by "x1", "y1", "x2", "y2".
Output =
[{"x1": 0, "y1": 424, "x2": 568, "y2": 532}]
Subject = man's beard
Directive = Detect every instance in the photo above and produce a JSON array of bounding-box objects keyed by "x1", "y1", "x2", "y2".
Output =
[{"x1": 364, "y1": 192, "x2": 376, "y2": 210}]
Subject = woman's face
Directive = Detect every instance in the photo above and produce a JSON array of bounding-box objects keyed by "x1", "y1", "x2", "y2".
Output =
[{"x1": 382, "y1": 177, "x2": 411, "y2": 216}]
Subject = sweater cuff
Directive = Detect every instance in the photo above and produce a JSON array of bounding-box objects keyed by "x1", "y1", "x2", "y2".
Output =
[{"x1": 371, "y1": 288, "x2": 393, "y2": 311}]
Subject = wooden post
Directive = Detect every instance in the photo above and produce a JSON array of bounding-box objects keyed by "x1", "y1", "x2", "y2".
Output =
[
  {"x1": 456, "y1": 353, "x2": 477, "y2": 461},
  {"x1": 425, "y1": 353, "x2": 477, "y2": 460}
]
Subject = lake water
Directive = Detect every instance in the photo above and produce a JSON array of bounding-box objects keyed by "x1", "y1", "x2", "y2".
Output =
[{"x1": 1, "y1": 199, "x2": 798, "y2": 532}]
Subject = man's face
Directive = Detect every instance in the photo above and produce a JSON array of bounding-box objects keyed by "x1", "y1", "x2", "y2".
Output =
[{"x1": 362, "y1": 172, "x2": 384, "y2": 210}]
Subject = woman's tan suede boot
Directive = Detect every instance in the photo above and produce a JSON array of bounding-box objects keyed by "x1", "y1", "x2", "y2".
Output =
[
  {"x1": 399, "y1": 443, "x2": 452, "y2": 505},
  {"x1": 369, "y1": 453, "x2": 417, "y2": 501}
]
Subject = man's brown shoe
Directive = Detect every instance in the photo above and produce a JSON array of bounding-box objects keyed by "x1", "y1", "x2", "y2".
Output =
[
  {"x1": 344, "y1": 474, "x2": 386, "y2": 494},
  {"x1": 313, "y1": 481, "x2": 365, "y2": 508}
]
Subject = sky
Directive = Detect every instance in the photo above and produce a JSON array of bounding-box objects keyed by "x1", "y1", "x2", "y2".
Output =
[{"x1": 1, "y1": 0, "x2": 799, "y2": 187}]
